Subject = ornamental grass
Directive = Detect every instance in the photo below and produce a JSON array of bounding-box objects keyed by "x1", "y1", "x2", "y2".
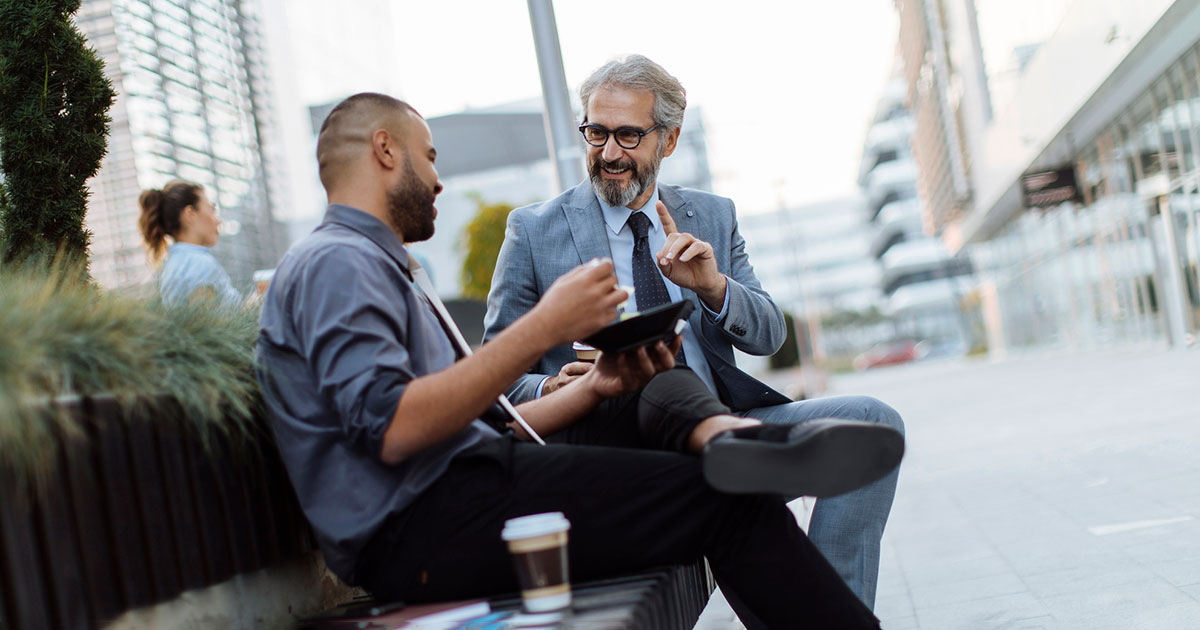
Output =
[{"x1": 0, "y1": 256, "x2": 263, "y2": 479}]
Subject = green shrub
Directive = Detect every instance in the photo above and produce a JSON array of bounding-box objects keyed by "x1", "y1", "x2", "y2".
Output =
[
  {"x1": 0, "y1": 0, "x2": 115, "y2": 266},
  {"x1": 460, "y1": 197, "x2": 513, "y2": 300}
]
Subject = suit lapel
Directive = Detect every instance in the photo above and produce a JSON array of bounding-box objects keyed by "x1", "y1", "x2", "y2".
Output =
[
  {"x1": 657, "y1": 184, "x2": 696, "y2": 235},
  {"x1": 563, "y1": 184, "x2": 614, "y2": 264}
]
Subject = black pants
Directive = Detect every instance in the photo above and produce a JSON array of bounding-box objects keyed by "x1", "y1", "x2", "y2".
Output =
[
  {"x1": 357, "y1": 371, "x2": 878, "y2": 629},
  {"x1": 549, "y1": 367, "x2": 734, "y2": 452}
]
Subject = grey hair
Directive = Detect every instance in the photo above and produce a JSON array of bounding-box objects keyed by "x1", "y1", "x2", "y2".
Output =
[{"x1": 579, "y1": 55, "x2": 687, "y2": 132}]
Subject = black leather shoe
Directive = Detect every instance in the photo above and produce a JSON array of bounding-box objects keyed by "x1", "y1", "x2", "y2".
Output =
[{"x1": 701, "y1": 419, "x2": 904, "y2": 498}]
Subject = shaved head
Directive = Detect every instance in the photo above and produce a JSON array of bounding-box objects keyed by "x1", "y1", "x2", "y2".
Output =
[
  {"x1": 315, "y1": 92, "x2": 442, "y2": 243},
  {"x1": 316, "y1": 93, "x2": 419, "y2": 191}
]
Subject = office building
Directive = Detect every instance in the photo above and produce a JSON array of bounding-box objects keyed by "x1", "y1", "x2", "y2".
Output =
[
  {"x1": 75, "y1": 0, "x2": 283, "y2": 290},
  {"x1": 910, "y1": 0, "x2": 1200, "y2": 351},
  {"x1": 858, "y1": 60, "x2": 975, "y2": 348},
  {"x1": 894, "y1": 0, "x2": 993, "y2": 232},
  {"x1": 740, "y1": 196, "x2": 885, "y2": 359}
]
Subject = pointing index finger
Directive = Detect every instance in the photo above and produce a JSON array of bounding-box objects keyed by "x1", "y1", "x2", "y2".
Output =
[{"x1": 655, "y1": 200, "x2": 678, "y2": 236}]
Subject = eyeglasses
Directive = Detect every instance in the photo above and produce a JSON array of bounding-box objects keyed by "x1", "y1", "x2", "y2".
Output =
[{"x1": 578, "y1": 123, "x2": 661, "y2": 149}]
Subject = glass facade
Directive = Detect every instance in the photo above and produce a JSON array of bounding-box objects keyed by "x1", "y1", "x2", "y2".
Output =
[
  {"x1": 740, "y1": 198, "x2": 888, "y2": 359},
  {"x1": 77, "y1": 0, "x2": 281, "y2": 290},
  {"x1": 969, "y1": 42, "x2": 1200, "y2": 349}
]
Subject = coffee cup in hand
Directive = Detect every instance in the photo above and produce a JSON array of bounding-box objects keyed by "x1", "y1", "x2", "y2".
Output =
[
  {"x1": 253, "y1": 268, "x2": 275, "y2": 296},
  {"x1": 617, "y1": 284, "x2": 634, "y2": 312},
  {"x1": 501, "y1": 512, "x2": 572, "y2": 612},
  {"x1": 572, "y1": 341, "x2": 599, "y2": 363}
]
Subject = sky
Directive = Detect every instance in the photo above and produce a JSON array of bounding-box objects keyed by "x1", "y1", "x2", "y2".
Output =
[
  {"x1": 270, "y1": 0, "x2": 901, "y2": 217},
  {"x1": 267, "y1": 0, "x2": 1075, "y2": 220}
]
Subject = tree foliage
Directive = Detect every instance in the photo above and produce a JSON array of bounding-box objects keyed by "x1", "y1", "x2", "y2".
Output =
[
  {"x1": 0, "y1": 0, "x2": 115, "y2": 266},
  {"x1": 460, "y1": 196, "x2": 513, "y2": 300},
  {"x1": 0, "y1": 178, "x2": 9, "y2": 242}
]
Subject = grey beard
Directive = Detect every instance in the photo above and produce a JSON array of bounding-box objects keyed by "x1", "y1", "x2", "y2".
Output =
[
  {"x1": 590, "y1": 155, "x2": 661, "y2": 208},
  {"x1": 592, "y1": 174, "x2": 642, "y2": 207}
]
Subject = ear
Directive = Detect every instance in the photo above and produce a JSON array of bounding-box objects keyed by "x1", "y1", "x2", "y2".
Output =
[
  {"x1": 371, "y1": 129, "x2": 398, "y2": 169},
  {"x1": 660, "y1": 126, "x2": 681, "y2": 159}
]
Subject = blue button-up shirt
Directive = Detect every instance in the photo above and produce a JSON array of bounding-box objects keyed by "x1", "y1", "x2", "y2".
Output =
[
  {"x1": 255, "y1": 204, "x2": 499, "y2": 582},
  {"x1": 159, "y1": 242, "x2": 241, "y2": 306},
  {"x1": 596, "y1": 186, "x2": 726, "y2": 395}
]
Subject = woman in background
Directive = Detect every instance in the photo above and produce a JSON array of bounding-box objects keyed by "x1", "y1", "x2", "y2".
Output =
[{"x1": 138, "y1": 180, "x2": 240, "y2": 306}]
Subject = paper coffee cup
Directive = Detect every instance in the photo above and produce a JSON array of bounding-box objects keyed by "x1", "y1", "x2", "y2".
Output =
[
  {"x1": 571, "y1": 341, "x2": 599, "y2": 363},
  {"x1": 501, "y1": 512, "x2": 572, "y2": 612},
  {"x1": 617, "y1": 285, "x2": 634, "y2": 312},
  {"x1": 252, "y1": 268, "x2": 275, "y2": 296}
]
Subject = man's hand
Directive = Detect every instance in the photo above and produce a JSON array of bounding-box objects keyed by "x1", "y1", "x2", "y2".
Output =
[
  {"x1": 531, "y1": 258, "x2": 629, "y2": 346},
  {"x1": 583, "y1": 336, "x2": 682, "y2": 399},
  {"x1": 542, "y1": 361, "x2": 593, "y2": 396},
  {"x1": 655, "y1": 201, "x2": 727, "y2": 309}
]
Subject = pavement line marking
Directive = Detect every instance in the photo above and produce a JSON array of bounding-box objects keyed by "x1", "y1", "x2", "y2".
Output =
[{"x1": 1087, "y1": 516, "x2": 1194, "y2": 536}]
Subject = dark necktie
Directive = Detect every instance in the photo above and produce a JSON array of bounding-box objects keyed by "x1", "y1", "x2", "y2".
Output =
[
  {"x1": 407, "y1": 257, "x2": 545, "y2": 445},
  {"x1": 627, "y1": 211, "x2": 685, "y2": 365},
  {"x1": 627, "y1": 211, "x2": 672, "y2": 309}
]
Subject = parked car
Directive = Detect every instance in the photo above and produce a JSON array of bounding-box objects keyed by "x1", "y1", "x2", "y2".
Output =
[{"x1": 853, "y1": 339, "x2": 920, "y2": 370}]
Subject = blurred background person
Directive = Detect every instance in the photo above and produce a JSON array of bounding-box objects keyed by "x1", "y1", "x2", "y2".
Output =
[{"x1": 137, "y1": 180, "x2": 241, "y2": 306}]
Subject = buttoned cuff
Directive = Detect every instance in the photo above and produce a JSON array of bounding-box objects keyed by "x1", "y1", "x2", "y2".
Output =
[{"x1": 701, "y1": 281, "x2": 731, "y2": 322}]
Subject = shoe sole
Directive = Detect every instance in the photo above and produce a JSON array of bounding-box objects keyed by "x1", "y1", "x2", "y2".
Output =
[{"x1": 702, "y1": 421, "x2": 904, "y2": 498}]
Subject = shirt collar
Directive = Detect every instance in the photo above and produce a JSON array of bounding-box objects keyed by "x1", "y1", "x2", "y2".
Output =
[
  {"x1": 321, "y1": 203, "x2": 412, "y2": 273},
  {"x1": 168, "y1": 242, "x2": 212, "y2": 253},
  {"x1": 597, "y1": 185, "x2": 661, "y2": 236}
]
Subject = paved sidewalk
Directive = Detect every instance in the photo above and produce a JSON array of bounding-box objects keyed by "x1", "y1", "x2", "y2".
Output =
[
  {"x1": 845, "y1": 346, "x2": 1200, "y2": 630},
  {"x1": 695, "y1": 346, "x2": 1200, "y2": 629}
]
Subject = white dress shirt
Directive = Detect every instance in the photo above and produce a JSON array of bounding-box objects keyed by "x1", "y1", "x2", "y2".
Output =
[{"x1": 595, "y1": 186, "x2": 727, "y2": 396}]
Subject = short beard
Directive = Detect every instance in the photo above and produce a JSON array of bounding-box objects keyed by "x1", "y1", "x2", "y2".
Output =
[
  {"x1": 589, "y1": 148, "x2": 663, "y2": 208},
  {"x1": 386, "y1": 159, "x2": 436, "y2": 243}
]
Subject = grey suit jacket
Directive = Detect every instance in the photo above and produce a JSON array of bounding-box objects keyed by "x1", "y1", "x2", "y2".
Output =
[{"x1": 482, "y1": 181, "x2": 791, "y2": 411}]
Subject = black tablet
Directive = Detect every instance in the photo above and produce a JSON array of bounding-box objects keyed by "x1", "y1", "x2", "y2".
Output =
[{"x1": 583, "y1": 300, "x2": 694, "y2": 355}]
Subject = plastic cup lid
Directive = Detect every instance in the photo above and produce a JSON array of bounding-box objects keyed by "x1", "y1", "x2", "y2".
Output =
[
  {"x1": 572, "y1": 341, "x2": 597, "y2": 351},
  {"x1": 502, "y1": 512, "x2": 571, "y2": 541}
]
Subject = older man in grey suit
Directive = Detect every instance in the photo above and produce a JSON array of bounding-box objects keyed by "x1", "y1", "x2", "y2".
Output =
[{"x1": 483, "y1": 55, "x2": 904, "y2": 608}]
